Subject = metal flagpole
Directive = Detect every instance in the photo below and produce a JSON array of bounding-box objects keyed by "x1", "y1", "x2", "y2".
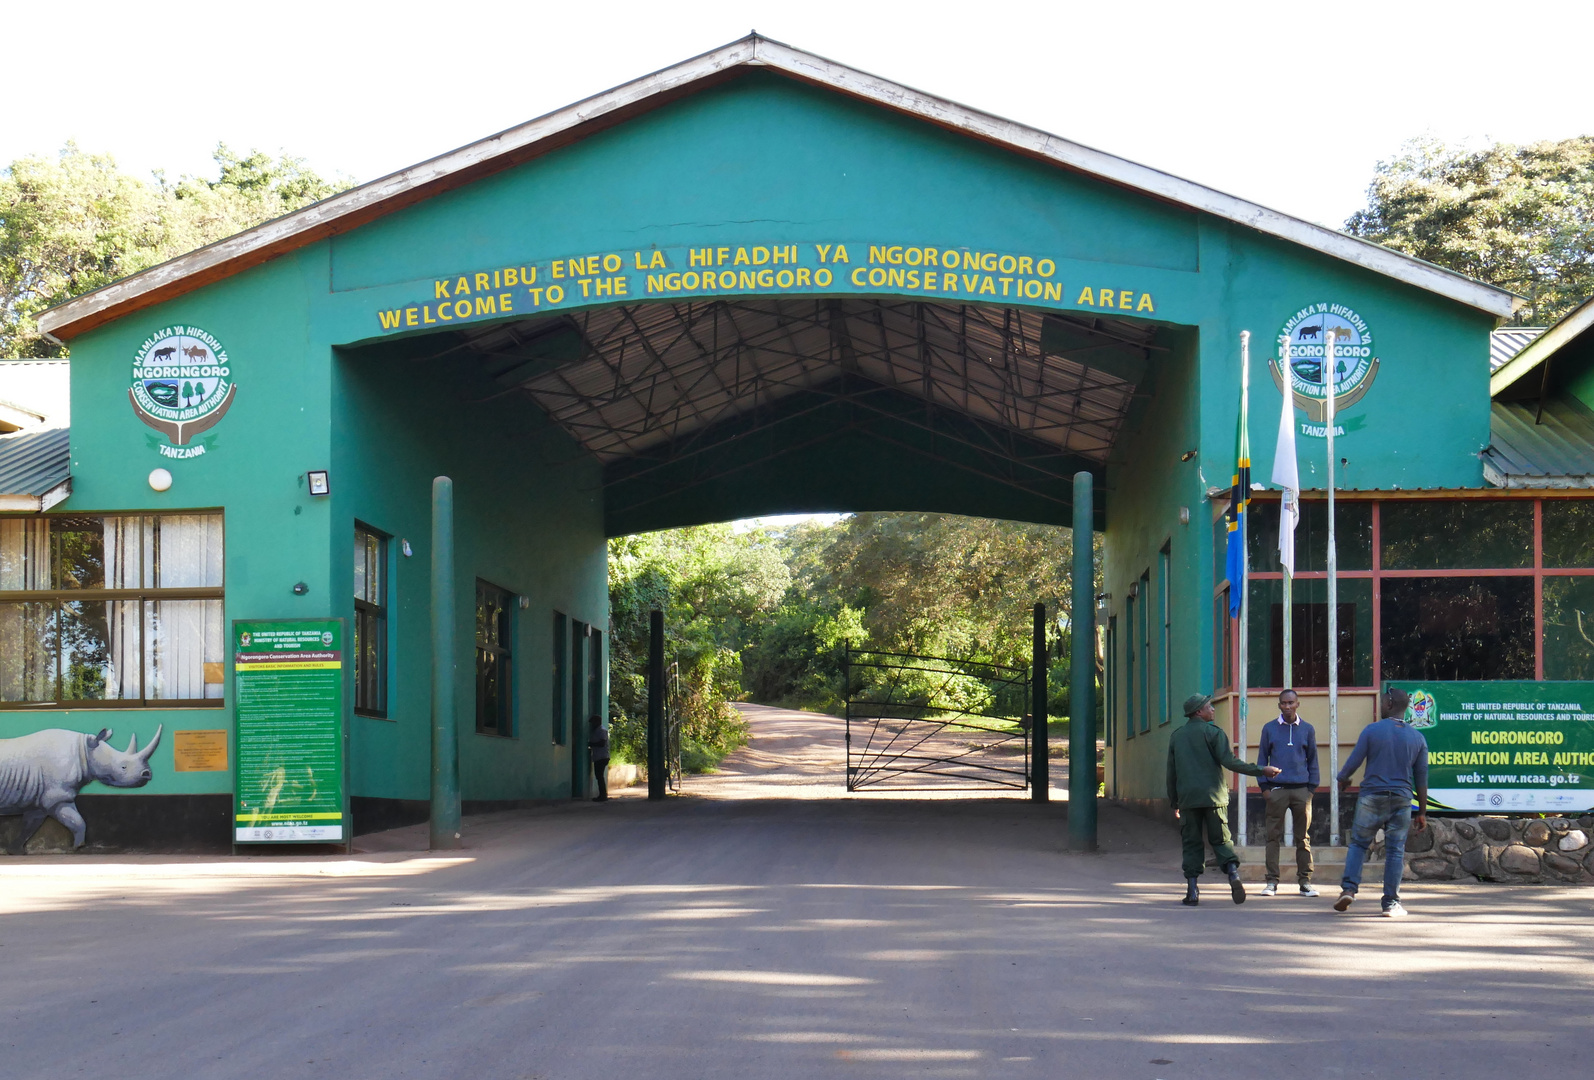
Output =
[
  {"x1": 1279, "y1": 339, "x2": 1294, "y2": 693},
  {"x1": 1326, "y1": 332, "x2": 1341, "y2": 846},
  {"x1": 1237, "y1": 331, "x2": 1251, "y2": 848},
  {"x1": 1273, "y1": 335, "x2": 1300, "y2": 850}
]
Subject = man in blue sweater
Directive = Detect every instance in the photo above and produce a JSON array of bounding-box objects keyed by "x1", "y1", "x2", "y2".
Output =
[
  {"x1": 1334, "y1": 687, "x2": 1430, "y2": 917},
  {"x1": 1257, "y1": 689, "x2": 1320, "y2": 897}
]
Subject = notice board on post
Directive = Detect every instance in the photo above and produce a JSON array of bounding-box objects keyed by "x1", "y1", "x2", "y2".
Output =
[
  {"x1": 233, "y1": 619, "x2": 351, "y2": 844},
  {"x1": 1385, "y1": 680, "x2": 1594, "y2": 814}
]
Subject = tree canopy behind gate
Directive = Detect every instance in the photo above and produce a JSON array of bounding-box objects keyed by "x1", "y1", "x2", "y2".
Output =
[{"x1": 606, "y1": 513, "x2": 1096, "y2": 771}]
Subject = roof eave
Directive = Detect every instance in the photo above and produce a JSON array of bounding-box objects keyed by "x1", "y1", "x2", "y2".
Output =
[
  {"x1": 37, "y1": 34, "x2": 1519, "y2": 340},
  {"x1": 1490, "y1": 295, "x2": 1594, "y2": 397}
]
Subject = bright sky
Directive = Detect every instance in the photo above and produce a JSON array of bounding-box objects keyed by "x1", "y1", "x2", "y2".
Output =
[{"x1": 7, "y1": 1, "x2": 1592, "y2": 229}]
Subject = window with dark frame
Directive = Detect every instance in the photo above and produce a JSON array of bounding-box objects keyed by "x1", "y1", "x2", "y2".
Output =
[
  {"x1": 1232, "y1": 496, "x2": 1594, "y2": 689},
  {"x1": 1138, "y1": 569, "x2": 1151, "y2": 733},
  {"x1": 1158, "y1": 542, "x2": 1171, "y2": 725},
  {"x1": 1104, "y1": 615, "x2": 1117, "y2": 750},
  {"x1": 587, "y1": 628, "x2": 604, "y2": 725},
  {"x1": 1124, "y1": 591, "x2": 1136, "y2": 739},
  {"x1": 353, "y1": 523, "x2": 388, "y2": 718},
  {"x1": 571, "y1": 619, "x2": 588, "y2": 733},
  {"x1": 0, "y1": 513, "x2": 224, "y2": 707},
  {"x1": 475, "y1": 580, "x2": 513, "y2": 737},
  {"x1": 551, "y1": 611, "x2": 568, "y2": 744}
]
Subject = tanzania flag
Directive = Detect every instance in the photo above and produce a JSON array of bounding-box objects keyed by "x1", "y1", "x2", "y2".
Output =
[{"x1": 1225, "y1": 367, "x2": 1250, "y2": 617}]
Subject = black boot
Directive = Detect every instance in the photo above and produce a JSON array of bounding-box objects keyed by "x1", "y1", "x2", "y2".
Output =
[
  {"x1": 1226, "y1": 861, "x2": 1246, "y2": 904},
  {"x1": 1182, "y1": 877, "x2": 1199, "y2": 906}
]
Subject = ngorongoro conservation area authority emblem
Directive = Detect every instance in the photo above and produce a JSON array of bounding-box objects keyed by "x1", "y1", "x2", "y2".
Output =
[
  {"x1": 1268, "y1": 301, "x2": 1380, "y2": 436},
  {"x1": 129, "y1": 326, "x2": 236, "y2": 457}
]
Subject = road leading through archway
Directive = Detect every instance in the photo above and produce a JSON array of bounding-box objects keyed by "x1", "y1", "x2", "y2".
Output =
[{"x1": 669, "y1": 704, "x2": 1068, "y2": 801}]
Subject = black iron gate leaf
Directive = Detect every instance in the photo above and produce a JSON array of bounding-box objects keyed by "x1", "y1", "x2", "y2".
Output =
[{"x1": 845, "y1": 647, "x2": 1031, "y2": 791}]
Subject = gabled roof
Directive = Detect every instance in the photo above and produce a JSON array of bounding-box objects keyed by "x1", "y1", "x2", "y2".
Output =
[
  {"x1": 1485, "y1": 399, "x2": 1594, "y2": 489},
  {"x1": 1491, "y1": 295, "x2": 1594, "y2": 397},
  {"x1": 37, "y1": 35, "x2": 1520, "y2": 342},
  {"x1": 1490, "y1": 327, "x2": 1545, "y2": 373},
  {"x1": 0, "y1": 424, "x2": 71, "y2": 510}
]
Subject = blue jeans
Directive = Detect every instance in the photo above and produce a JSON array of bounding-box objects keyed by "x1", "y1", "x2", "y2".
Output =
[{"x1": 1342, "y1": 792, "x2": 1411, "y2": 906}]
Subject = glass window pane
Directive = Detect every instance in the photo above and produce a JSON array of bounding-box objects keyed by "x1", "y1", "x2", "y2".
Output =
[
  {"x1": 1249, "y1": 500, "x2": 1372, "y2": 572},
  {"x1": 1380, "y1": 501, "x2": 1531, "y2": 570},
  {"x1": 1380, "y1": 577, "x2": 1534, "y2": 680},
  {"x1": 1543, "y1": 500, "x2": 1594, "y2": 568},
  {"x1": 59, "y1": 599, "x2": 141, "y2": 701},
  {"x1": 1212, "y1": 590, "x2": 1229, "y2": 693},
  {"x1": 552, "y1": 612, "x2": 568, "y2": 744},
  {"x1": 0, "y1": 518, "x2": 50, "y2": 590},
  {"x1": 354, "y1": 530, "x2": 369, "y2": 602},
  {"x1": 1213, "y1": 513, "x2": 1228, "y2": 585},
  {"x1": 588, "y1": 628, "x2": 603, "y2": 722},
  {"x1": 368, "y1": 534, "x2": 382, "y2": 604},
  {"x1": 51, "y1": 516, "x2": 106, "y2": 589},
  {"x1": 0, "y1": 601, "x2": 57, "y2": 701},
  {"x1": 152, "y1": 514, "x2": 224, "y2": 588},
  {"x1": 1247, "y1": 577, "x2": 1372, "y2": 688},
  {"x1": 1543, "y1": 576, "x2": 1594, "y2": 679},
  {"x1": 144, "y1": 599, "x2": 224, "y2": 699}
]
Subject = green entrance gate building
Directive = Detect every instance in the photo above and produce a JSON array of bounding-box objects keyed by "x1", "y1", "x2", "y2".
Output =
[{"x1": 8, "y1": 35, "x2": 1587, "y2": 852}]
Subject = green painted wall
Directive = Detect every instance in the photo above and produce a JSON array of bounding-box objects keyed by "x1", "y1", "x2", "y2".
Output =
[
  {"x1": 21, "y1": 67, "x2": 1506, "y2": 817},
  {"x1": 1101, "y1": 326, "x2": 1202, "y2": 800},
  {"x1": 2, "y1": 250, "x2": 334, "y2": 797},
  {"x1": 332, "y1": 342, "x2": 608, "y2": 803}
]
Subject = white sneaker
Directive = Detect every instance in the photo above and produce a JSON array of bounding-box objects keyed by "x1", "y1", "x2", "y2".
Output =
[
  {"x1": 1299, "y1": 884, "x2": 1319, "y2": 897},
  {"x1": 1382, "y1": 901, "x2": 1408, "y2": 918},
  {"x1": 1260, "y1": 882, "x2": 1278, "y2": 896}
]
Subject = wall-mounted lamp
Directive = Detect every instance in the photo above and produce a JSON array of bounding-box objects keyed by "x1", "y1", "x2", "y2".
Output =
[
  {"x1": 292, "y1": 581, "x2": 309, "y2": 596},
  {"x1": 1179, "y1": 506, "x2": 1191, "y2": 525},
  {"x1": 517, "y1": 596, "x2": 530, "y2": 610},
  {"x1": 1179, "y1": 449, "x2": 1198, "y2": 462},
  {"x1": 306, "y1": 470, "x2": 330, "y2": 496},
  {"x1": 401, "y1": 539, "x2": 413, "y2": 557},
  {"x1": 148, "y1": 468, "x2": 173, "y2": 492}
]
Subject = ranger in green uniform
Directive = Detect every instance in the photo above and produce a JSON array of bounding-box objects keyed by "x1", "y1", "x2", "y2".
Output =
[{"x1": 1167, "y1": 693, "x2": 1280, "y2": 906}]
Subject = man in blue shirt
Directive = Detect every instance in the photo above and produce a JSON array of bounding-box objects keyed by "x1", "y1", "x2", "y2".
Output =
[
  {"x1": 1334, "y1": 688, "x2": 1430, "y2": 917},
  {"x1": 1257, "y1": 689, "x2": 1320, "y2": 897}
]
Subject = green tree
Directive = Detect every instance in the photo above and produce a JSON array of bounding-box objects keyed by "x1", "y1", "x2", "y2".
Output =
[
  {"x1": 606, "y1": 524, "x2": 790, "y2": 770},
  {"x1": 1, "y1": 143, "x2": 351, "y2": 357},
  {"x1": 1345, "y1": 136, "x2": 1594, "y2": 325}
]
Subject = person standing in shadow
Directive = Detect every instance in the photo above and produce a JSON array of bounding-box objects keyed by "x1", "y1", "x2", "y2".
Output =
[{"x1": 587, "y1": 715, "x2": 611, "y2": 802}]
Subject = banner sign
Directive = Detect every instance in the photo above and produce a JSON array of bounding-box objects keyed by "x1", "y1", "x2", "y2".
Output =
[
  {"x1": 1386, "y1": 680, "x2": 1594, "y2": 813},
  {"x1": 233, "y1": 619, "x2": 350, "y2": 843}
]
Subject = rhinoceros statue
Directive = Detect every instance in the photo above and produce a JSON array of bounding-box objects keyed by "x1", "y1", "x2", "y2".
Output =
[{"x1": 0, "y1": 726, "x2": 161, "y2": 853}]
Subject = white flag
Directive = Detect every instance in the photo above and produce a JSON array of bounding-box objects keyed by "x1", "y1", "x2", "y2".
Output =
[{"x1": 1271, "y1": 340, "x2": 1300, "y2": 574}]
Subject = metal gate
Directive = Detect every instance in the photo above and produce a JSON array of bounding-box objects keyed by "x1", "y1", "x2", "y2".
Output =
[
  {"x1": 844, "y1": 647, "x2": 1031, "y2": 791},
  {"x1": 664, "y1": 659, "x2": 683, "y2": 793}
]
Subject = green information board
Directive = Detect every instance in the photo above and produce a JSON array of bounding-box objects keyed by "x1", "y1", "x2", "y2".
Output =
[
  {"x1": 1385, "y1": 680, "x2": 1594, "y2": 814},
  {"x1": 233, "y1": 619, "x2": 350, "y2": 843}
]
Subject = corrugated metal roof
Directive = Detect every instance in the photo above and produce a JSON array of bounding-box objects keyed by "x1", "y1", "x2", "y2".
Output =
[
  {"x1": 1484, "y1": 400, "x2": 1594, "y2": 487},
  {"x1": 1490, "y1": 328, "x2": 1544, "y2": 372},
  {"x1": 0, "y1": 424, "x2": 72, "y2": 502},
  {"x1": 1492, "y1": 295, "x2": 1594, "y2": 397},
  {"x1": 459, "y1": 299, "x2": 1149, "y2": 464}
]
